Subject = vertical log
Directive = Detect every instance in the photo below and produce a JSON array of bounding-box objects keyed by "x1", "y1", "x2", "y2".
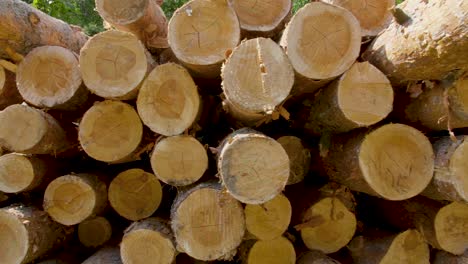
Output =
[{"x1": 78, "y1": 216, "x2": 112, "y2": 248}]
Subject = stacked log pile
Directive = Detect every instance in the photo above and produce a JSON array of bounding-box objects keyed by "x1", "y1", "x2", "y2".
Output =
[{"x1": 0, "y1": 0, "x2": 467, "y2": 263}]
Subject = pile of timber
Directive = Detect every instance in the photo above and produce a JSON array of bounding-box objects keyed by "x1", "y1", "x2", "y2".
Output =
[{"x1": 0, "y1": 0, "x2": 467, "y2": 263}]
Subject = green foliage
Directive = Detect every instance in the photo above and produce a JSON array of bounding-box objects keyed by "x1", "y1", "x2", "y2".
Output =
[
  {"x1": 162, "y1": 0, "x2": 189, "y2": 19},
  {"x1": 293, "y1": 0, "x2": 309, "y2": 13}
]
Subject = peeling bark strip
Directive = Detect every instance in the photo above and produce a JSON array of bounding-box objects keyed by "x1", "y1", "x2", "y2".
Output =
[
  {"x1": 363, "y1": 0, "x2": 468, "y2": 84},
  {"x1": 323, "y1": 123, "x2": 434, "y2": 200},
  {"x1": 95, "y1": 0, "x2": 168, "y2": 50},
  {"x1": 0, "y1": 0, "x2": 87, "y2": 59}
]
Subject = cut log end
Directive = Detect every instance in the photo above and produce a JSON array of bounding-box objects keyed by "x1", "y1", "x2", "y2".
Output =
[
  {"x1": 80, "y1": 30, "x2": 150, "y2": 100},
  {"x1": 150, "y1": 135, "x2": 208, "y2": 186},
  {"x1": 222, "y1": 37, "x2": 294, "y2": 114},
  {"x1": 78, "y1": 217, "x2": 112, "y2": 247},
  {"x1": 171, "y1": 185, "x2": 245, "y2": 261},
  {"x1": 219, "y1": 133, "x2": 290, "y2": 204},
  {"x1": 96, "y1": 0, "x2": 148, "y2": 25},
  {"x1": 168, "y1": 0, "x2": 240, "y2": 77},
  {"x1": 121, "y1": 228, "x2": 175, "y2": 264},
  {"x1": 109, "y1": 168, "x2": 162, "y2": 221},
  {"x1": 380, "y1": 230, "x2": 430, "y2": 264},
  {"x1": 359, "y1": 124, "x2": 434, "y2": 200},
  {"x1": 300, "y1": 197, "x2": 357, "y2": 254},
  {"x1": 450, "y1": 140, "x2": 468, "y2": 201},
  {"x1": 137, "y1": 63, "x2": 200, "y2": 136},
  {"x1": 245, "y1": 193, "x2": 292, "y2": 240},
  {"x1": 281, "y1": 2, "x2": 361, "y2": 80},
  {"x1": 246, "y1": 237, "x2": 296, "y2": 264},
  {"x1": 277, "y1": 136, "x2": 310, "y2": 185},
  {"x1": 321, "y1": 0, "x2": 394, "y2": 36},
  {"x1": 0, "y1": 153, "x2": 44, "y2": 193},
  {"x1": 0, "y1": 210, "x2": 28, "y2": 264},
  {"x1": 79, "y1": 101, "x2": 143, "y2": 163},
  {"x1": 434, "y1": 202, "x2": 468, "y2": 255},
  {"x1": 17, "y1": 46, "x2": 84, "y2": 109}
]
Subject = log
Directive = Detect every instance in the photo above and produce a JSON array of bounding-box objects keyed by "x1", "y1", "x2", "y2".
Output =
[
  {"x1": 404, "y1": 78, "x2": 468, "y2": 130},
  {"x1": 277, "y1": 136, "x2": 310, "y2": 185},
  {"x1": 0, "y1": 153, "x2": 52, "y2": 193},
  {"x1": 95, "y1": 0, "x2": 168, "y2": 50},
  {"x1": 168, "y1": 0, "x2": 240, "y2": 78},
  {"x1": 239, "y1": 237, "x2": 296, "y2": 264},
  {"x1": 279, "y1": 2, "x2": 361, "y2": 94},
  {"x1": 433, "y1": 250, "x2": 468, "y2": 264},
  {"x1": 150, "y1": 135, "x2": 208, "y2": 186},
  {"x1": 79, "y1": 100, "x2": 143, "y2": 163},
  {"x1": 0, "y1": 64, "x2": 22, "y2": 109},
  {"x1": 82, "y1": 247, "x2": 122, "y2": 264},
  {"x1": 43, "y1": 173, "x2": 107, "y2": 226},
  {"x1": 0, "y1": 0, "x2": 87, "y2": 59},
  {"x1": 296, "y1": 251, "x2": 341, "y2": 264},
  {"x1": 323, "y1": 123, "x2": 434, "y2": 200},
  {"x1": 121, "y1": 218, "x2": 176, "y2": 264},
  {"x1": 108, "y1": 168, "x2": 162, "y2": 221},
  {"x1": 171, "y1": 182, "x2": 245, "y2": 261},
  {"x1": 299, "y1": 62, "x2": 394, "y2": 135},
  {"x1": 422, "y1": 136, "x2": 468, "y2": 202},
  {"x1": 217, "y1": 129, "x2": 290, "y2": 204},
  {"x1": 0, "y1": 205, "x2": 72, "y2": 264},
  {"x1": 80, "y1": 30, "x2": 156, "y2": 100},
  {"x1": 221, "y1": 37, "x2": 294, "y2": 126},
  {"x1": 0, "y1": 104, "x2": 71, "y2": 155},
  {"x1": 16, "y1": 46, "x2": 88, "y2": 110},
  {"x1": 347, "y1": 229, "x2": 430, "y2": 264},
  {"x1": 228, "y1": 0, "x2": 292, "y2": 38},
  {"x1": 244, "y1": 193, "x2": 291, "y2": 240},
  {"x1": 321, "y1": 0, "x2": 394, "y2": 37},
  {"x1": 78, "y1": 216, "x2": 112, "y2": 248},
  {"x1": 137, "y1": 63, "x2": 201, "y2": 136},
  {"x1": 362, "y1": 0, "x2": 468, "y2": 84}
]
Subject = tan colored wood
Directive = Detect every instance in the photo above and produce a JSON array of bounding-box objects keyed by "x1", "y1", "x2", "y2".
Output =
[
  {"x1": 0, "y1": 205, "x2": 72, "y2": 264},
  {"x1": 43, "y1": 174, "x2": 107, "y2": 226},
  {"x1": 221, "y1": 37, "x2": 294, "y2": 126},
  {"x1": 243, "y1": 237, "x2": 296, "y2": 264},
  {"x1": 78, "y1": 217, "x2": 112, "y2": 248},
  {"x1": 168, "y1": 0, "x2": 240, "y2": 78},
  {"x1": 348, "y1": 229, "x2": 430, "y2": 264},
  {"x1": 362, "y1": 0, "x2": 468, "y2": 84},
  {"x1": 171, "y1": 182, "x2": 245, "y2": 261},
  {"x1": 277, "y1": 136, "x2": 310, "y2": 185},
  {"x1": 0, "y1": 0, "x2": 87, "y2": 59},
  {"x1": 17, "y1": 46, "x2": 87, "y2": 110},
  {"x1": 95, "y1": 0, "x2": 168, "y2": 49},
  {"x1": 121, "y1": 218, "x2": 176, "y2": 264},
  {"x1": 405, "y1": 78, "x2": 468, "y2": 130},
  {"x1": 422, "y1": 136, "x2": 468, "y2": 202},
  {"x1": 83, "y1": 247, "x2": 122, "y2": 264},
  {"x1": 245, "y1": 193, "x2": 291, "y2": 240},
  {"x1": 217, "y1": 129, "x2": 290, "y2": 204},
  {"x1": 150, "y1": 135, "x2": 208, "y2": 186},
  {"x1": 434, "y1": 201, "x2": 468, "y2": 255},
  {"x1": 228, "y1": 0, "x2": 291, "y2": 38},
  {"x1": 0, "y1": 64, "x2": 22, "y2": 109},
  {"x1": 0, "y1": 104, "x2": 70, "y2": 155},
  {"x1": 280, "y1": 2, "x2": 361, "y2": 94},
  {"x1": 321, "y1": 0, "x2": 394, "y2": 37},
  {"x1": 0, "y1": 153, "x2": 48, "y2": 193},
  {"x1": 137, "y1": 63, "x2": 200, "y2": 136},
  {"x1": 79, "y1": 101, "x2": 143, "y2": 163},
  {"x1": 80, "y1": 30, "x2": 155, "y2": 100},
  {"x1": 301, "y1": 62, "x2": 394, "y2": 134},
  {"x1": 297, "y1": 251, "x2": 341, "y2": 264},
  {"x1": 323, "y1": 123, "x2": 434, "y2": 200},
  {"x1": 109, "y1": 168, "x2": 162, "y2": 221}
]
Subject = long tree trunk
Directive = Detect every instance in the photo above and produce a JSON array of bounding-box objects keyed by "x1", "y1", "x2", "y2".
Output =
[
  {"x1": 362, "y1": 0, "x2": 468, "y2": 85},
  {"x1": 0, "y1": 64, "x2": 22, "y2": 109},
  {"x1": 168, "y1": 0, "x2": 240, "y2": 78},
  {"x1": 77, "y1": 216, "x2": 112, "y2": 248},
  {"x1": 280, "y1": 2, "x2": 361, "y2": 94},
  {"x1": 0, "y1": 0, "x2": 87, "y2": 59},
  {"x1": 171, "y1": 182, "x2": 245, "y2": 261},
  {"x1": 221, "y1": 37, "x2": 294, "y2": 126},
  {"x1": 95, "y1": 0, "x2": 168, "y2": 50},
  {"x1": 0, "y1": 205, "x2": 72, "y2": 264},
  {"x1": 323, "y1": 123, "x2": 434, "y2": 200}
]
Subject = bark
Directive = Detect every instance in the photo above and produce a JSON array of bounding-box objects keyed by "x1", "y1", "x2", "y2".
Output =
[
  {"x1": 82, "y1": 247, "x2": 122, "y2": 264},
  {"x1": 297, "y1": 251, "x2": 341, "y2": 264}
]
